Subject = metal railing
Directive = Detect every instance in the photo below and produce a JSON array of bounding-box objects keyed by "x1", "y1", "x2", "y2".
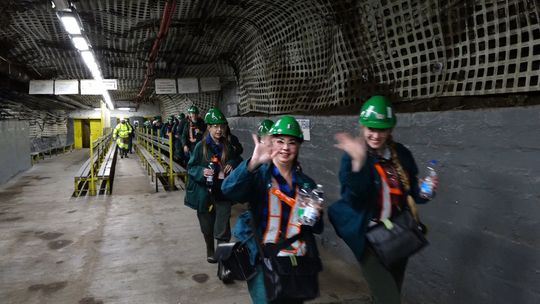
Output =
[
  {"x1": 135, "y1": 129, "x2": 177, "y2": 189},
  {"x1": 88, "y1": 132, "x2": 113, "y2": 196}
]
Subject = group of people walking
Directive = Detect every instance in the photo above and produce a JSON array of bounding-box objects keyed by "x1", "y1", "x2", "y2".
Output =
[{"x1": 182, "y1": 95, "x2": 439, "y2": 304}]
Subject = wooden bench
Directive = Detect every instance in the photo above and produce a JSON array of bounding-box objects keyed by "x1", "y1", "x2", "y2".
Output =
[
  {"x1": 73, "y1": 152, "x2": 100, "y2": 197},
  {"x1": 135, "y1": 143, "x2": 167, "y2": 192},
  {"x1": 97, "y1": 142, "x2": 118, "y2": 194},
  {"x1": 159, "y1": 153, "x2": 188, "y2": 187},
  {"x1": 31, "y1": 135, "x2": 73, "y2": 164}
]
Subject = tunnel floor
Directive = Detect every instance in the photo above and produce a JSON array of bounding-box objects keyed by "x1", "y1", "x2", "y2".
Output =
[{"x1": 0, "y1": 149, "x2": 371, "y2": 304}]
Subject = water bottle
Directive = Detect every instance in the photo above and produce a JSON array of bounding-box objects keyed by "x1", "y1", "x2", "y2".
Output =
[
  {"x1": 206, "y1": 162, "x2": 215, "y2": 187},
  {"x1": 419, "y1": 160, "x2": 438, "y2": 199},
  {"x1": 299, "y1": 184, "x2": 324, "y2": 226}
]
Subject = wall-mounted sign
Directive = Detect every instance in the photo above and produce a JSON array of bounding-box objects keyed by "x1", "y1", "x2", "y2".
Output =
[
  {"x1": 29, "y1": 80, "x2": 54, "y2": 95},
  {"x1": 54, "y1": 80, "x2": 79, "y2": 95},
  {"x1": 297, "y1": 118, "x2": 311, "y2": 141},
  {"x1": 102, "y1": 79, "x2": 118, "y2": 90},
  {"x1": 155, "y1": 78, "x2": 177, "y2": 94},
  {"x1": 177, "y1": 78, "x2": 199, "y2": 93},
  {"x1": 80, "y1": 80, "x2": 105, "y2": 95},
  {"x1": 200, "y1": 77, "x2": 221, "y2": 92}
]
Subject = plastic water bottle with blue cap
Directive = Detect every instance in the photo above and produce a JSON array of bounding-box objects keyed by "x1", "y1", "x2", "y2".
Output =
[{"x1": 419, "y1": 160, "x2": 438, "y2": 199}]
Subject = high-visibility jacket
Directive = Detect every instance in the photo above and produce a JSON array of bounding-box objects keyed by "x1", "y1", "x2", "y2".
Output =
[{"x1": 113, "y1": 123, "x2": 132, "y2": 149}]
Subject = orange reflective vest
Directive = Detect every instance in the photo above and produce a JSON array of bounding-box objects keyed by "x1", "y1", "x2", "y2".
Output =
[
  {"x1": 263, "y1": 179, "x2": 306, "y2": 256},
  {"x1": 374, "y1": 162, "x2": 404, "y2": 220}
]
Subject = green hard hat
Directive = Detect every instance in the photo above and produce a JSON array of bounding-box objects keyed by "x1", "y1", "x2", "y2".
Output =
[
  {"x1": 204, "y1": 107, "x2": 228, "y2": 125},
  {"x1": 178, "y1": 113, "x2": 186, "y2": 119},
  {"x1": 187, "y1": 105, "x2": 199, "y2": 114},
  {"x1": 358, "y1": 95, "x2": 396, "y2": 129},
  {"x1": 257, "y1": 119, "x2": 274, "y2": 137},
  {"x1": 270, "y1": 116, "x2": 303, "y2": 140}
]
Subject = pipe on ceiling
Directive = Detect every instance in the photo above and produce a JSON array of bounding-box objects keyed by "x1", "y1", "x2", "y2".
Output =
[{"x1": 136, "y1": 0, "x2": 177, "y2": 103}]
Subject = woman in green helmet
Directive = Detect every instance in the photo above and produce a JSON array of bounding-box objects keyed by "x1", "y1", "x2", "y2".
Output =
[
  {"x1": 184, "y1": 107, "x2": 242, "y2": 283},
  {"x1": 329, "y1": 95, "x2": 439, "y2": 304},
  {"x1": 256, "y1": 119, "x2": 274, "y2": 143},
  {"x1": 222, "y1": 116, "x2": 323, "y2": 304}
]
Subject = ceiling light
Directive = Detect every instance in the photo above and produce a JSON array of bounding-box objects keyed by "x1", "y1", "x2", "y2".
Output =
[
  {"x1": 118, "y1": 107, "x2": 131, "y2": 111},
  {"x1": 94, "y1": 108, "x2": 101, "y2": 111},
  {"x1": 71, "y1": 36, "x2": 89, "y2": 51},
  {"x1": 81, "y1": 51, "x2": 99, "y2": 76},
  {"x1": 103, "y1": 91, "x2": 114, "y2": 110},
  {"x1": 60, "y1": 15, "x2": 81, "y2": 35},
  {"x1": 90, "y1": 68, "x2": 102, "y2": 80}
]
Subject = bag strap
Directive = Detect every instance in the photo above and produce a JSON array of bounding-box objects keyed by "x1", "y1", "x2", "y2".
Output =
[{"x1": 248, "y1": 209, "x2": 266, "y2": 259}]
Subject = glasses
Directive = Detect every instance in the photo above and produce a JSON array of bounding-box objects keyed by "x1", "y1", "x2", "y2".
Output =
[{"x1": 273, "y1": 138, "x2": 299, "y2": 148}]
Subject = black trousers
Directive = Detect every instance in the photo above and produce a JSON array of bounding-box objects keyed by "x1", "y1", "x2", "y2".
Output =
[{"x1": 196, "y1": 200, "x2": 231, "y2": 242}]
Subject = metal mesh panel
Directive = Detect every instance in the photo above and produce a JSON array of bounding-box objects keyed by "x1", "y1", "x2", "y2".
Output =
[
  {"x1": 235, "y1": 0, "x2": 540, "y2": 114},
  {"x1": 158, "y1": 92, "x2": 220, "y2": 119},
  {"x1": 2, "y1": 0, "x2": 540, "y2": 115}
]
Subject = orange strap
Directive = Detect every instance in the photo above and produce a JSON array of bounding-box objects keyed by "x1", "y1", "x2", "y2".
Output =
[
  {"x1": 270, "y1": 188, "x2": 296, "y2": 208},
  {"x1": 374, "y1": 163, "x2": 403, "y2": 196}
]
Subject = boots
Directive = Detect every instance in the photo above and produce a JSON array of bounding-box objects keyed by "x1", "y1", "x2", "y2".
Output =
[{"x1": 204, "y1": 235, "x2": 216, "y2": 264}]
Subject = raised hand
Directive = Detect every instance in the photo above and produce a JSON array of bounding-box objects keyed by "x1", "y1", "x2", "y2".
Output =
[
  {"x1": 334, "y1": 132, "x2": 367, "y2": 172},
  {"x1": 248, "y1": 134, "x2": 278, "y2": 171}
]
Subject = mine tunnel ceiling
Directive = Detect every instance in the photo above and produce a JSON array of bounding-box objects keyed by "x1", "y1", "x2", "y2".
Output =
[{"x1": 1, "y1": 0, "x2": 540, "y2": 116}]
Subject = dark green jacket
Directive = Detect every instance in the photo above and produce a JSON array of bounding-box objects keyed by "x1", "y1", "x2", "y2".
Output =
[
  {"x1": 184, "y1": 138, "x2": 242, "y2": 212},
  {"x1": 328, "y1": 142, "x2": 427, "y2": 261},
  {"x1": 182, "y1": 119, "x2": 206, "y2": 152}
]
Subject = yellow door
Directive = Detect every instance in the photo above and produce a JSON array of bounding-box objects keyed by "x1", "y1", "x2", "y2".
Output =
[
  {"x1": 90, "y1": 119, "x2": 102, "y2": 144},
  {"x1": 74, "y1": 119, "x2": 83, "y2": 149}
]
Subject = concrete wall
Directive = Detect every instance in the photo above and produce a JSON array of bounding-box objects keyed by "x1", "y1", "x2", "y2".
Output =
[
  {"x1": 0, "y1": 120, "x2": 31, "y2": 184},
  {"x1": 227, "y1": 105, "x2": 540, "y2": 304}
]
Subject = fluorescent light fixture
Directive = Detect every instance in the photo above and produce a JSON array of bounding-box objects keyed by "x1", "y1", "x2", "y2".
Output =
[
  {"x1": 90, "y1": 68, "x2": 102, "y2": 80},
  {"x1": 94, "y1": 108, "x2": 101, "y2": 111},
  {"x1": 81, "y1": 51, "x2": 97, "y2": 70},
  {"x1": 103, "y1": 91, "x2": 115, "y2": 110},
  {"x1": 60, "y1": 15, "x2": 81, "y2": 35},
  {"x1": 118, "y1": 107, "x2": 131, "y2": 111},
  {"x1": 71, "y1": 36, "x2": 89, "y2": 51}
]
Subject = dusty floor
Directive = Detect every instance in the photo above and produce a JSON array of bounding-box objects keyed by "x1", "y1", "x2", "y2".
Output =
[{"x1": 0, "y1": 149, "x2": 370, "y2": 304}]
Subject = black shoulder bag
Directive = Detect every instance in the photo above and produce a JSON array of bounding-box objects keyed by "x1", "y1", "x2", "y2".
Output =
[
  {"x1": 365, "y1": 205, "x2": 428, "y2": 268},
  {"x1": 259, "y1": 226, "x2": 323, "y2": 302},
  {"x1": 214, "y1": 238, "x2": 257, "y2": 281}
]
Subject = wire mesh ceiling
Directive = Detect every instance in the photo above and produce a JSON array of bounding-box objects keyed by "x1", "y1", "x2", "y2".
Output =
[{"x1": 1, "y1": 0, "x2": 539, "y2": 115}]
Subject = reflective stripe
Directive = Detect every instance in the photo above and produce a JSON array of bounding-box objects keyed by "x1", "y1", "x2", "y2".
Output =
[
  {"x1": 262, "y1": 178, "x2": 306, "y2": 256},
  {"x1": 379, "y1": 177, "x2": 392, "y2": 220},
  {"x1": 263, "y1": 190, "x2": 281, "y2": 244},
  {"x1": 374, "y1": 163, "x2": 401, "y2": 220}
]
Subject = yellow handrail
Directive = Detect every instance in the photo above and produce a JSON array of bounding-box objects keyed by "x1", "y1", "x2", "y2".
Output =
[
  {"x1": 169, "y1": 133, "x2": 174, "y2": 189},
  {"x1": 88, "y1": 132, "x2": 112, "y2": 196}
]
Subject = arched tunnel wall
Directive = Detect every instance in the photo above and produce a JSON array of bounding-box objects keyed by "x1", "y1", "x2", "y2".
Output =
[{"x1": 227, "y1": 105, "x2": 540, "y2": 304}]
